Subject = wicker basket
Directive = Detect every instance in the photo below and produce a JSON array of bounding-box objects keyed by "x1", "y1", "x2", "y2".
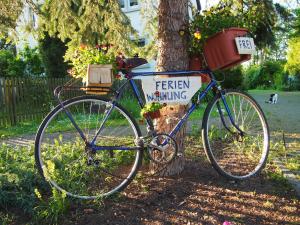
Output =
[{"x1": 85, "y1": 64, "x2": 113, "y2": 95}]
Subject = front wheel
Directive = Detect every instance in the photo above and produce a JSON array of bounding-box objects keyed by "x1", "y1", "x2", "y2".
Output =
[
  {"x1": 202, "y1": 90, "x2": 270, "y2": 180},
  {"x1": 35, "y1": 95, "x2": 142, "y2": 199}
]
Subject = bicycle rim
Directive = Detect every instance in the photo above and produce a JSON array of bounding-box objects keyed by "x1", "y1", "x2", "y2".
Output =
[
  {"x1": 35, "y1": 96, "x2": 142, "y2": 199},
  {"x1": 203, "y1": 90, "x2": 269, "y2": 179}
]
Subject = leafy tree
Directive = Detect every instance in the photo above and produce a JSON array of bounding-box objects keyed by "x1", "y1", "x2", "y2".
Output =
[
  {"x1": 0, "y1": 0, "x2": 23, "y2": 37},
  {"x1": 38, "y1": 33, "x2": 69, "y2": 78},
  {"x1": 285, "y1": 8, "x2": 300, "y2": 79},
  {"x1": 285, "y1": 37, "x2": 300, "y2": 76}
]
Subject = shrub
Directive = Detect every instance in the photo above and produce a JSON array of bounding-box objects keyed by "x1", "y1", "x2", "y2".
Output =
[
  {"x1": 243, "y1": 60, "x2": 286, "y2": 90},
  {"x1": 0, "y1": 46, "x2": 45, "y2": 77},
  {"x1": 19, "y1": 46, "x2": 44, "y2": 77},
  {"x1": 215, "y1": 66, "x2": 244, "y2": 89},
  {"x1": 0, "y1": 50, "x2": 25, "y2": 77},
  {"x1": 39, "y1": 34, "x2": 69, "y2": 78}
]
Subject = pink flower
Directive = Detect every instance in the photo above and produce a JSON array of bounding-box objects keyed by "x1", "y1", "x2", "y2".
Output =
[{"x1": 223, "y1": 221, "x2": 232, "y2": 225}]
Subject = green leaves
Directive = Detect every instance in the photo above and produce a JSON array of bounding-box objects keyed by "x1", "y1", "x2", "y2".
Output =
[
  {"x1": 64, "y1": 45, "x2": 115, "y2": 80},
  {"x1": 40, "y1": 0, "x2": 137, "y2": 55},
  {"x1": 140, "y1": 102, "x2": 163, "y2": 117}
]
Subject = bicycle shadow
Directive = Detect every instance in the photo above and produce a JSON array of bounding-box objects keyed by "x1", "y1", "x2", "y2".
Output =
[{"x1": 71, "y1": 149, "x2": 299, "y2": 225}]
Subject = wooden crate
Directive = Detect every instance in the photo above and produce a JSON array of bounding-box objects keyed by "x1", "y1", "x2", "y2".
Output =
[{"x1": 86, "y1": 64, "x2": 113, "y2": 95}]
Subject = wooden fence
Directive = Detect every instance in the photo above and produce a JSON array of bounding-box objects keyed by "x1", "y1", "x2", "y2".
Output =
[{"x1": 0, "y1": 77, "x2": 71, "y2": 127}]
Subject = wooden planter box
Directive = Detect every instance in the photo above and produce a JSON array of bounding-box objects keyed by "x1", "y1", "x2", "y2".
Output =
[{"x1": 85, "y1": 64, "x2": 113, "y2": 95}]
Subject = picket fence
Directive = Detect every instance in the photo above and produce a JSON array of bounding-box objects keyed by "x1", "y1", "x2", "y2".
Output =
[{"x1": 0, "y1": 77, "x2": 71, "y2": 126}]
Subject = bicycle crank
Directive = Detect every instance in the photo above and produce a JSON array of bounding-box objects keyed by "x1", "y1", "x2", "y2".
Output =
[{"x1": 147, "y1": 133, "x2": 178, "y2": 165}]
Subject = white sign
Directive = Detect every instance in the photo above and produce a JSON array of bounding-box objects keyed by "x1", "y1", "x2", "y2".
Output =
[
  {"x1": 137, "y1": 76, "x2": 202, "y2": 105},
  {"x1": 235, "y1": 37, "x2": 256, "y2": 54}
]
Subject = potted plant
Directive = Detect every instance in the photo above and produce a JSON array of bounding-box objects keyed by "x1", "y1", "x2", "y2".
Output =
[
  {"x1": 141, "y1": 102, "x2": 165, "y2": 119},
  {"x1": 64, "y1": 44, "x2": 116, "y2": 84}
]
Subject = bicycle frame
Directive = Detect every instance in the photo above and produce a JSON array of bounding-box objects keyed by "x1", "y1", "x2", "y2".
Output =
[{"x1": 57, "y1": 69, "x2": 243, "y2": 151}]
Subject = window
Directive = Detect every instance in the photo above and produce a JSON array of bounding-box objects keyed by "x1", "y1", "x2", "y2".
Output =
[
  {"x1": 119, "y1": 0, "x2": 125, "y2": 8},
  {"x1": 120, "y1": 0, "x2": 140, "y2": 11},
  {"x1": 129, "y1": 0, "x2": 138, "y2": 7}
]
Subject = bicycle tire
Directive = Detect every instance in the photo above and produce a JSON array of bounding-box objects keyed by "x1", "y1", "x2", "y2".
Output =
[
  {"x1": 35, "y1": 95, "x2": 142, "y2": 199},
  {"x1": 202, "y1": 89, "x2": 270, "y2": 180}
]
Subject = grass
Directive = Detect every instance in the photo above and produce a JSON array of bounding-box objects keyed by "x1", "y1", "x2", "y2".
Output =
[
  {"x1": 0, "y1": 121, "x2": 41, "y2": 139},
  {"x1": 0, "y1": 138, "x2": 137, "y2": 224}
]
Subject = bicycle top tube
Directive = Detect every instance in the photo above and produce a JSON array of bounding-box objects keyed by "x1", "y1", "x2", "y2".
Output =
[{"x1": 128, "y1": 69, "x2": 213, "y2": 78}]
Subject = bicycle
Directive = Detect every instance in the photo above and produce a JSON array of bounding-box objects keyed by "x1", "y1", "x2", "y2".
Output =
[{"x1": 35, "y1": 57, "x2": 270, "y2": 200}]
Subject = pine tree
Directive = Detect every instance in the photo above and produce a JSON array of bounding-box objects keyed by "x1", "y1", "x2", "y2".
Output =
[{"x1": 39, "y1": 0, "x2": 137, "y2": 53}]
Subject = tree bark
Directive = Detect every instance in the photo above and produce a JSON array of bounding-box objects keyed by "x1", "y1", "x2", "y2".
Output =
[{"x1": 151, "y1": 0, "x2": 189, "y2": 176}]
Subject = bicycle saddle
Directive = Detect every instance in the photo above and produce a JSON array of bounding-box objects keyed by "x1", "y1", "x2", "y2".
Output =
[{"x1": 116, "y1": 54, "x2": 148, "y2": 70}]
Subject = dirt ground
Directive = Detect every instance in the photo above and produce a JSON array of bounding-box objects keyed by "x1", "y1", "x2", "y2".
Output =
[
  {"x1": 60, "y1": 91, "x2": 300, "y2": 225},
  {"x1": 60, "y1": 139, "x2": 299, "y2": 225}
]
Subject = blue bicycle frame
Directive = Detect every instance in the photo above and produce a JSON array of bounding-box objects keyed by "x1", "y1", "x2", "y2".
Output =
[{"x1": 59, "y1": 69, "x2": 242, "y2": 151}]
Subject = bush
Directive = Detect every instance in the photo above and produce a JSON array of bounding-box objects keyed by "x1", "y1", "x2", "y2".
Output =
[
  {"x1": 243, "y1": 64, "x2": 261, "y2": 89},
  {"x1": 243, "y1": 60, "x2": 287, "y2": 90},
  {"x1": 19, "y1": 46, "x2": 44, "y2": 77},
  {"x1": 39, "y1": 34, "x2": 69, "y2": 78},
  {"x1": 0, "y1": 50, "x2": 25, "y2": 77},
  {"x1": 215, "y1": 66, "x2": 244, "y2": 89},
  {"x1": 0, "y1": 47, "x2": 44, "y2": 77}
]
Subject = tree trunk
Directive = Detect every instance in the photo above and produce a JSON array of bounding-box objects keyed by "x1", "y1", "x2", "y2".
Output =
[{"x1": 151, "y1": 0, "x2": 189, "y2": 176}]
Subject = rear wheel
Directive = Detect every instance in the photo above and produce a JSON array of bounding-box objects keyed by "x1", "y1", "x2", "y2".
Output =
[
  {"x1": 202, "y1": 90, "x2": 269, "y2": 180},
  {"x1": 35, "y1": 95, "x2": 142, "y2": 199}
]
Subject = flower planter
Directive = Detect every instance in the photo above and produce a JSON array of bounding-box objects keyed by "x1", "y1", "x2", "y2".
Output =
[
  {"x1": 203, "y1": 28, "x2": 252, "y2": 71},
  {"x1": 143, "y1": 110, "x2": 161, "y2": 119},
  {"x1": 189, "y1": 55, "x2": 211, "y2": 83}
]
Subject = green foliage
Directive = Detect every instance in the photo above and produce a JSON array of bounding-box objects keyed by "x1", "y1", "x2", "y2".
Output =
[
  {"x1": 19, "y1": 46, "x2": 44, "y2": 76},
  {"x1": 0, "y1": 145, "x2": 47, "y2": 215},
  {"x1": 64, "y1": 44, "x2": 116, "y2": 80},
  {"x1": 0, "y1": 50, "x2": 25, "y2": 77},
  {"x1": 215, "y1": 66, "x2": 244, "y2": 89},
  {"x1": 190, "y1": 3, "x2": 241, "y2": 55},
  {"x1": 290, "y1": 8, "x2": 300, "y2": 38},
  {"x1": 0, "y1": 46, "x2": 44, "y2": 77},
  {"x1": 140, "y1": 102, "x2": 163, "y2": 117},
  {"x1": 39, "y1": 0, "x2": 137, "y2": 54},
  {"x1": 189, "y1": 0, "x2": 291, "y2": 55},
  {"x1": 39, "y1": 34, "x2": 69, "y2": 78},
  {"x1": 0, "y1": 144, "x2": 71, "y2": 223},
  {"x1": 285, "y1": 37, "x2": 300, "y2": 76},
  {"x1": 34, "y1": 188, "x2": 70, "y2": 224},
  {"x1": 0, "y1": 0, "x2": 23, "y2": 37},
  {"x1": 243, "y1": 60, "x2": 287, "y2": 90}
]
